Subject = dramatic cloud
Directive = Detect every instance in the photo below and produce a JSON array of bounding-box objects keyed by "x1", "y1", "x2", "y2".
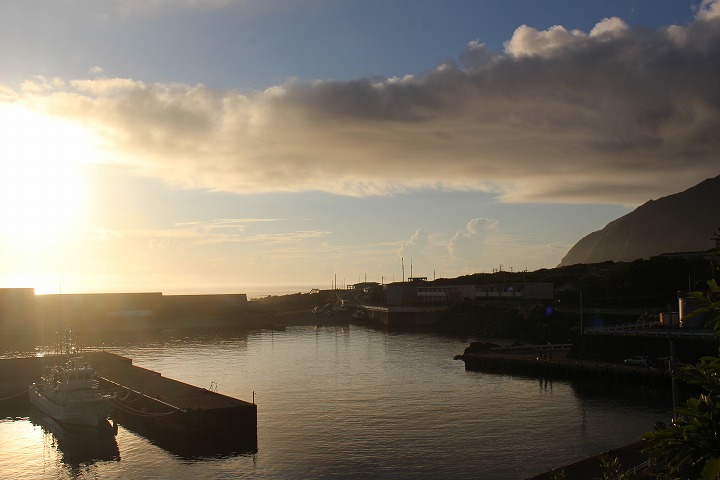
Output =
[
  {"x1": 448, "y1": 218, "x2": 498, "y2": 261},
  {"x1": 4, "y1": 5, "x2": 720, "y2": 205}
]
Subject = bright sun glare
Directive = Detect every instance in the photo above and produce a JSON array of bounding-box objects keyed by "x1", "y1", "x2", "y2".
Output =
[{"x1": 0, "y1": 102, "x2": 102, "y2": 292}]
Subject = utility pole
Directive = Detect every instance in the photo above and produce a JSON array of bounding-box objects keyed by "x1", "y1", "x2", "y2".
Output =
[
  {"x1": 580, "y1": 290, "x2": 584, "y2": 335},
  {"x1": 670, "y1": 337, "x2": 678, "y2": 421}
]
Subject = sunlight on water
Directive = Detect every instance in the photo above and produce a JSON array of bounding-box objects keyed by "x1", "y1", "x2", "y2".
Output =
[
  {"x1": 1, "y1": 325, "x2": 671, "y2": 479},
  {"x1": 0, "y1": 419, "x2": 48, "y2": 480}
]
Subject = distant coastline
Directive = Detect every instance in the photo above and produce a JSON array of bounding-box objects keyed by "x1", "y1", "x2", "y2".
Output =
[
  {"x1": 245, "y1": 285, "x2": 323, "y2": 300},
  {"x1": 159, "y1": 284, "x2": 323, "y2": 300}
]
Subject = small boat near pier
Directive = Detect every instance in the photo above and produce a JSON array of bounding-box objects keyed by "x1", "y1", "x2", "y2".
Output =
[{"x1": 28, "y1": 332, "x2": 115, "y2": 427}]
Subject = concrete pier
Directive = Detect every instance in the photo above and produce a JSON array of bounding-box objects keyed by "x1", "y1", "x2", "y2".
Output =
[
  {"x1": 458, "y1": 349, "x2": 673, "y2": 389},
  {"x1": 0, "y1": 352, "x2": 257, "y2": 454},
  {"x1": 91, "y1": 352, "x2": 257, "y2": 438}
]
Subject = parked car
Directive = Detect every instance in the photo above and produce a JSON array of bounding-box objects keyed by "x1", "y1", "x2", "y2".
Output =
[{"x1": 624, "y1": 356, "x2": 649, "y2": 367}]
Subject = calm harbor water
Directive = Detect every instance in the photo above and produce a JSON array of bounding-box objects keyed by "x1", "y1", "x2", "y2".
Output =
[{"x1": 1, "y1": 324, "x2": 672, "y2": 479}]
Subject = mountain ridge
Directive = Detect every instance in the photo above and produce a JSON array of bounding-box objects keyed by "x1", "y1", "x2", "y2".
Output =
[{"x1": 559, "y1": 175, "x2": 720, "y2": 266}]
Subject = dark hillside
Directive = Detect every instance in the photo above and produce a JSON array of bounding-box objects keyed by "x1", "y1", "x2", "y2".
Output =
[
  {"x1": 560, "y1": 175, "x2": 720, "y2": 265},
  {"x1": 436, "y1": 255, "x2": 714, "y2": 311}
]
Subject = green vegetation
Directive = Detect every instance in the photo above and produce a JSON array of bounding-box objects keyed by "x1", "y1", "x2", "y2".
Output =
[
  {"x1": 550, "y1": 468, "x2": 567, "y2": 479},
  {"x1": 641, "y1": 278, "x2": 720, "y2": 479},
  {"x1": 443, "y1": 255, "x2": 712, "y2": 311},
  {"x1": 434, "y1": 255, "x2": 714, "y2": 342},
  {"x1": 441, "y1": 301, "x2": 575, "y2": 343},
  {"x1": 598, "y1": 453, "x2": 629, "y2": 480}
]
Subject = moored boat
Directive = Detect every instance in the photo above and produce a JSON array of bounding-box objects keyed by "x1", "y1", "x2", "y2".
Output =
[{"x1": 28, "y1": 335, "x2": 115, "y2": 427}]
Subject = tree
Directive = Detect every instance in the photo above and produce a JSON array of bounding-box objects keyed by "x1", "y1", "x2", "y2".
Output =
[{"x1": 641, "y1": 278, "x2": 720, "y2": 479}]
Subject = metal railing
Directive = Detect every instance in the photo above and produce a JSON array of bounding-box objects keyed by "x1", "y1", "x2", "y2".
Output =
[
  {"x1": 585, "y1": 321, "x2": 657, "y2": 333},
  {"x1": 623, "y1": 457, "x2": 656, "y2": 477},
  {"x1": 491, "y1": 343, "x2": 573, "y2": 352},
  {"x1": 585, "y1": 325, "x2": 716, "y2": 338}
]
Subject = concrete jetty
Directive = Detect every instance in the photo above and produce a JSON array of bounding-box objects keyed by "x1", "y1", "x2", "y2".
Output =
[
  {"x1": 458, "y1": 348, "x2": 674, "y2": 389},
  {"x1": 0, "y1": 352, "x2": 257, "y2": 454},
  {"x1": 91, "y1": 352, "x2": 256, "y2": 437}
]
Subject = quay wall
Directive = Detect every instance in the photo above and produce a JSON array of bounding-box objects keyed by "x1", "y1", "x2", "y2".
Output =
[
  {"x1": 460, "y1": 351, "x2": 672, "y2": 389},
  {"x1": 459, "y1": 331, "x2": 719, "y2": 393}
]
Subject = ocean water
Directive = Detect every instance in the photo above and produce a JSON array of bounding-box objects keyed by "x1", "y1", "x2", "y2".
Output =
[{"x1": 0, "y1": 325, "x2": 671, "y2": 479}]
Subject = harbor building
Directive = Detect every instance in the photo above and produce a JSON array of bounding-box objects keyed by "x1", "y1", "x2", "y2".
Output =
[{"x1": 386, "y1": 281, "x2": 554, "y2": 306}]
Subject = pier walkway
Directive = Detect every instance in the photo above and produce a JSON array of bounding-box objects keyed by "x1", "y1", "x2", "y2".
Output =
[
  {"x1": 91, "y1": 351, "x2": 251, "y2": 412},
  {"x1": 458, "y1": 346, "x2": 674, "y2": 390},
  {"x1": 90, "y1": 351, "x2": 257, "y2": 438}
]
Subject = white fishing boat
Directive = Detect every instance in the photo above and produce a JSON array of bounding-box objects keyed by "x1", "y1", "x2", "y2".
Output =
[{"x1": 28, "y1": 334, "x2": 115, "y2": 427}]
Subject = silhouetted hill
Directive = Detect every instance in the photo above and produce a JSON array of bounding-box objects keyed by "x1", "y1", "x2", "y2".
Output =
[
  {"x1": 560, "y1": 175, "x2": 720, "y2": 266},
  {"x1": 439, "y1": 255, "x2": 713, "y2": 311}
]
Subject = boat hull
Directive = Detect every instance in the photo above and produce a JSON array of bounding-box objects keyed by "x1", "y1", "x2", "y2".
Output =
[{"x1": 28, "y1": 384, "x2": 113, "y2": 427}]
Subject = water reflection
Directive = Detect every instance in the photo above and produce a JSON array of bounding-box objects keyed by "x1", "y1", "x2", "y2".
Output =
[
  {"x1": 29, "y1": 409, "x2": 120, "y2": 466},
  {"x1": 114, "y1": 413, "x2": 257, "y2": 460},
  {"x1": 136, "y1": 428, "x2": 255, "y2": 460},
  {"x1": 570, "y1": 377, "x2": 677, "y2": 410}
]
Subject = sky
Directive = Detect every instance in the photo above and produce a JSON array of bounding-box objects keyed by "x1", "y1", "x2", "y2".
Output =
[{"x1": 0, "y1": 0, "x2": 719, "y2": 296}]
